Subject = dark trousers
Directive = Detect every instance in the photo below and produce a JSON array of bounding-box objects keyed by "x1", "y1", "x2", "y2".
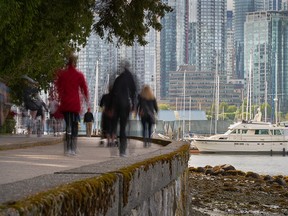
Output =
[
  {"x1": 141, "y1": 117, "x2": 153, "y2": 145},
  {"x1": 63, "y1": 112, "x2": 79, "y2": 152},
  {"x1": 116, "y1": 107, "x2": 130, "y2": 155}
]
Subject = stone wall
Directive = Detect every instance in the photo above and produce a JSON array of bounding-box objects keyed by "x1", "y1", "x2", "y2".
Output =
[{"x1": 0, "y1": 141, "x2": 190, "y2": 216}]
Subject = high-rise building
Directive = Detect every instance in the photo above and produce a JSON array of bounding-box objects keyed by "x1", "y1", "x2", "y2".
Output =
[
  {"x1": 77, "y1": 31, "x2": 117, "y2": 113},
  {"x1": 187, "y1": 0, "x2": 197, "y2": 66},
  {"x1": 168, "y1": 65, "x2": 242, "y2": 111},
  {"x1": 226, "y1": 10, "x2": 235, "y2": 80},
  {"x1": 160, "y1": 0, "x2": 187, "y2": 100},
  {"x1": 196, "y1": 0, "x2": 227, "y2": 74},
  {"x1": 233, "y1": 0, "x2": 283, "y2": 80},
  {"x1": 283, "y1": 0, "x2": 288, "y2": 9},
  {"x1": 254, "y1": 0, "x2": 282, "y2": 11},
  {"x1": 233, "y1": 0, "x2": 255, "y2": 79},
  {"x1": 244, "y1": 11, "x2": 288, "y2": 118},
  {"x1": 77, "y1": 24, "x2": 160, "y2": 111}
]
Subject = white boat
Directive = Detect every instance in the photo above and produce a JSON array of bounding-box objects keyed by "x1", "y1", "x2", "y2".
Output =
[{"x1": 192, "y1": 120, "x2": 288, "y2": 153}]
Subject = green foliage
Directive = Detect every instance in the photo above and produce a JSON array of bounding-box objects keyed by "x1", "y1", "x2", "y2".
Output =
[
  {"x1": 0, "y1": 0, "x2": 95, "y2": 103},
  {"x1": 158, "y1": 103, "x2": 170, "y2": 110},
  {"x1": 94, "y1": 0, "x2": 173, "y2": 46},
  {"x1": 0, "y1": 0, "x2": 172, "y2": 104},
  {"x1": 0, "y1": 118, "x2": 16, "y2": 134}
]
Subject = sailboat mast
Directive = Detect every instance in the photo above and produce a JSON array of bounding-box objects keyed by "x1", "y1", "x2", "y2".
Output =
[
  {"x1": 93, "y1": 61, "x2": 99, "y2": 134},
  {"x1": 246, "y1": 49, "x2": 252, "y2": 121},
  {"x1": 274, "y1": 53, "x2": 278, "y2": 124},
  {"x1": 264, "y1": 42, "x2": 267, "y2": 122},
  {"x1": 182, "y1": 71, "x2": 186, "y2": 138},
  {"x1": 189, "y1": 96, "x2": 191, "y2": 133},
  {"x1": 215, "y1": 51, "x2": 219, "y2": 134}
]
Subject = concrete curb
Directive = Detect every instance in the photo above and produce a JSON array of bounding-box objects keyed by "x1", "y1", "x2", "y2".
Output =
[{"x1": 0, "y1": 138, "x2": 63, "y2": 151}]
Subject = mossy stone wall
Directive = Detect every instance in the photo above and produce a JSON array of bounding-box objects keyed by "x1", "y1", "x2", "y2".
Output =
[{"x1": 0, "y1": 142, "x2": 190, "y2": 216}]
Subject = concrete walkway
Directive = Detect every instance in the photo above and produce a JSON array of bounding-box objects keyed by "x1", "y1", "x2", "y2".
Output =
[{"x1": 0, "y1": 135, "x2": 162, "y2": 186}]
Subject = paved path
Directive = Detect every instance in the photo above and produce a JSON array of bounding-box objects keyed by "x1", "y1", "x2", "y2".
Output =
[{"x1": 0, "y1": 135, "x2": 161, "y2": 185}]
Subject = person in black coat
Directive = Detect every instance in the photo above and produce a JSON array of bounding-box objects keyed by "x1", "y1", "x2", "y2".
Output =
[
  {"x1": 111, "y1": 61, "x2": 137, "y2": 157},
  {"x1": 137, "y1": 85, "x2": 158, "y2": 147},
  {"x1": 83, "y1": 108, "x2": 94, "y2": 137},
  {"x1": 99, "y1": 86, "x2": 117, "y2": 147}
]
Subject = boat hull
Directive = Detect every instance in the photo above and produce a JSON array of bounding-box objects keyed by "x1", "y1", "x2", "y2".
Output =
[{"x1": 193, "y1": 139, "x2": 288, "y2": 153}]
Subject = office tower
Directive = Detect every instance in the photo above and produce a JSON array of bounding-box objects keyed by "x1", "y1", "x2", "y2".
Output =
[
  {"x1": 116, "y1": 29, "x2": 159, "y2": 95},
  {"x1": 234, "y1": 0, "x2": 283, "y2": 80},
  {"x1": 160, "y1": 0, "x2": 187, "y2": 100},
  {"x1": 168, "y1": 65, "x2": 242, "y2": 111},
  {"x1": 188, "y1": 0, "x2": 197, "y2": 65},
  {"x1": 143, "y1": 29, "x2": 160, "y2": 97},
  {"x1": 254, "y1": 0, "x2": 282, "y2": 11},
  {"x1": 244, "y1": 11, "x2": 288, "y2": 117},
  {"x1": 226, "y1": 10, "x2": 235, "y2": 80},
  {"x1": 196, "y1": 0, "x2": 227, "y2": 74},
  {"x1": 77, "y1": 31, "x2": 117, "y2": 112},
  {"x1": 283, "y1": 0, "x2": 288, "y2": 9},
  {"x1": 233, "y1": 0, "x2": 255, "y2": 79}
]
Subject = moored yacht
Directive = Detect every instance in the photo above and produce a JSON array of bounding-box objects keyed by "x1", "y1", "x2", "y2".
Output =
[{"x1": 192, "y1": 120, "x2": 288, "y2": 153}]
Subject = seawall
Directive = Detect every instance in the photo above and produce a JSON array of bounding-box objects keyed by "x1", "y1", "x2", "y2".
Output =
[{"x1": 0, "y1": 140, "x2": 190, "y2": 216}]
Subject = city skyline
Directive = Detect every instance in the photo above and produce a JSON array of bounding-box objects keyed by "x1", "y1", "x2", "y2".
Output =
[{"x1": 76, "y1": 0, "x2": 288, "y2": 120}]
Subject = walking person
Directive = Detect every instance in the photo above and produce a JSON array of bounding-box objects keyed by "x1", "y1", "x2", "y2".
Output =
[
  {"x1": 22, "y1": 75, "x2": 48, "y2": 136},
  {"x1": 137, "y1": 85, "x2": 158, "y2": 147},
  {"x1": 55, "y1": 53, "x2": 89, "y2": 155},
  {"x1": 48, "y1": 98, "x2": 60, "y2": 136},
  {"x1": 99, "y1": 86, "x2": 117, "y2": 147},
  {"x1": 84, "y1": 107, "x2": 94, "y2": 137},
  {"x1": 111, "y1": 60, "x2": 137, "y2": 157}
]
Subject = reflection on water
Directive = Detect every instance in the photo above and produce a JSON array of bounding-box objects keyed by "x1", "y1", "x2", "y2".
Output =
[{"x1": 189, "y1": 153, "x2": 288, "y2": 176}]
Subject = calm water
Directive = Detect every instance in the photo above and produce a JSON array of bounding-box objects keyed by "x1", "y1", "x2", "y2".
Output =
[{"x1": 189, "y1": 153, "x2": 288, "y2": 176}]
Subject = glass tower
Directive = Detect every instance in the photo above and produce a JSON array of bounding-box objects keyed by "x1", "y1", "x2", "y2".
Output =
[
  {"x1": 244, "y1": 11, "x2": 288, "y2": 118},
  {"x1": 160, "y1": 0, "x2": 187, "y2": 100},
  {"x1": 196, "y1": 0, "x2": 227, "y2": 74},
  {"x1": 233, "y1": 0, "x2": 255, "y2": 79}
]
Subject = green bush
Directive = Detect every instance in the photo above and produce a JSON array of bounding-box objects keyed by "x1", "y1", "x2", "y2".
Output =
[{"x1": 0, "y1": 118, "x2": 16, "y2": 134}]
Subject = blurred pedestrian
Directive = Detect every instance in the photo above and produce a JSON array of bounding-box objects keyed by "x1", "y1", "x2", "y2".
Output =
[
  {"x1": 137, "y1": 85, "x2": 158, "y2": 147},
  {"x1": 22, "y1": 75, "x2": 48, "y2": 136},
  {"x1": 48, "y1": 98, "x2": 61, "y2": 136},
  {"x1": 99, "y1": 85, "x2": 117, "y2": 147},
  {"x1": 55, "y1": 53, "x2": 89, "y2": 155},
  {"x1": 111, "y1": 60, "x2": 137, "y2": 157},
  {"x1": 84, "y1": 107, "x2": 94, "y2": 137}
]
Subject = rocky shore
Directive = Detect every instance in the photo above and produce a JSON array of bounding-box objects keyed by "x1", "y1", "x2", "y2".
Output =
[{"x1": 188, "y1": 164, "x2": 288, "y2": 215}]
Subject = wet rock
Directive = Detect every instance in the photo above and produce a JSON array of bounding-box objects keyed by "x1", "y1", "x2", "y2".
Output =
[
  {"x1": 224, "y1": 170, "x2": 246, "y2": 176},
  {"x1": 196, "y1": 167, "x2": 206, "y2": 173},
  {"x1": 220, "y1": 164, "x2": 236, "y2": 171},
  {"x1": 189, "y1": 165, "x2": 288, "y2": 215},
  {"x1": 273, "y1": 177, "x2": 287, "y2": 186},
  {"x1": 245, "y1": 171, "x2": 261, "y2": 179},
  {"x1": 204, "y1": 168, "x2": 213, "y2": 175},
  {"x1": 263, "y1": 175, "x2": 274, "y2": 182}
]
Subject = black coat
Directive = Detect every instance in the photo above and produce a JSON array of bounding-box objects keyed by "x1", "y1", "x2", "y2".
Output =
[
  {"x1": 111, "y1": 69, "x2": 137, "y2": 113},
  {"x1": 84, "y1": 111, "x2": 94, "y2": 123},
  {"x1": 137, "y1": 95, "x2": 158, "y2": 124}
]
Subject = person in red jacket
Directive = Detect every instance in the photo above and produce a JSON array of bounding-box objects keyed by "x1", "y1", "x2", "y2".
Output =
[{"x1": 55, "y1": 53, "x2": 89, "y2": 155}]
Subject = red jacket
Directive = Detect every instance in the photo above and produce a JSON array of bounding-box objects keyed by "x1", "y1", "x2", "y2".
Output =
[{"x1": 55, "y1": 65, "x2": 88, "y2": 114}]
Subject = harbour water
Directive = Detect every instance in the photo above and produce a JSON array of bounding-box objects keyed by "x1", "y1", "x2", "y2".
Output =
[{"x1": 189, "y1": 153, "x2": 288, "y2": 176}]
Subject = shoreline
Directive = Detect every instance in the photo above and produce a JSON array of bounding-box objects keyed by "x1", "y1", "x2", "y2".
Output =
[{"x1": 188, "y1": 164, "x2": 288, "y2": 215}]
